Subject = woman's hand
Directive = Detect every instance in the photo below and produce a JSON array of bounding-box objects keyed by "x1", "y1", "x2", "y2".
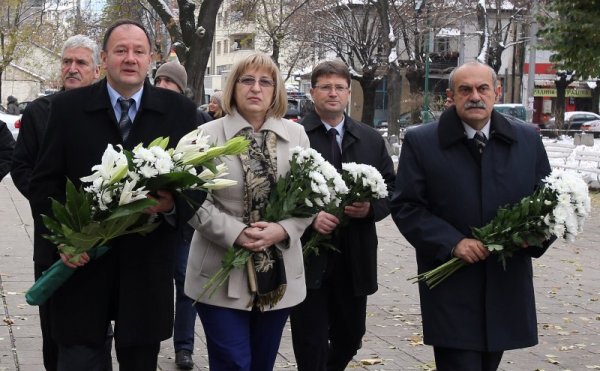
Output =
[{"x1": 241, "y1": 221, "x2": 288, "y2": 252}]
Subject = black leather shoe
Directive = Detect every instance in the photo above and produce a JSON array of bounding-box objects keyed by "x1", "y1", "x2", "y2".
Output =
[{"x1": 175, "y1": 349, "x2": 194, "y2": 370}]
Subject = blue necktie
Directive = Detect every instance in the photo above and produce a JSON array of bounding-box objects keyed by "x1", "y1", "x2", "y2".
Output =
[{"x1": 118, "y1": 98, "x2": 134, "y2": 140}]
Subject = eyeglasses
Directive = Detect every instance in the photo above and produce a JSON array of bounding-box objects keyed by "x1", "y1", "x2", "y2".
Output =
[
  {"x1": 314, "y1": 84, "x2": 349, "y2": 93},
  {"x1": 237, "y1": 76, "x2": 276, "y2": 88}
]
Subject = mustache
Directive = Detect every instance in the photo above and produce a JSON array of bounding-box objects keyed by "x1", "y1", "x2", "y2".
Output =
[
  {"x1": 66, "y1": 73, "x2": 81, "y2": 80},
  {"x1": 464, "y1": 101, "x2": 486, "y2": 109}
]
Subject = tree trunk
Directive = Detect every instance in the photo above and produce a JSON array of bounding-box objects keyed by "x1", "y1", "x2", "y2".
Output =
[
  {"x1": 360, "y1": 79, "x2": 377, "y2": 127},
  {"x1": 386, "y1": 69, "x2": 403, "y2": 137},
  {"x1": 405, "y1": 65, "x2": 424, "y2": 124},
  {"x1": 591, "y1": 80, "x2": 600, "y2": 114},
  {"x1": 554, "y1": 74, "x2": 572, "y2": 132},
  {"x1": 186, "y1": 1, "x2": 223, "y2": 105},
  {"x1": 271, "y1": 34, "x2": 281, "y2": 68}
]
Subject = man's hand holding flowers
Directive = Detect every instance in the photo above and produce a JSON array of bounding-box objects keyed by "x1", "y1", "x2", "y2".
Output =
[
  {"x1": 344, "y1": 201, "x2": 371, "y2": 219},
  {"x1": 453, "y1": 238, "x2": 489, "y2": 264}
]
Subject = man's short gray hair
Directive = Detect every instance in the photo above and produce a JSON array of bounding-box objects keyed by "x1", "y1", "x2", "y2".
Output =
[
  {"x1": 448, "y1": 60, "x2": 497, "y2": 92},
  {"x1": 61, "y1": 35, "x2": 100, "y2": 67}
]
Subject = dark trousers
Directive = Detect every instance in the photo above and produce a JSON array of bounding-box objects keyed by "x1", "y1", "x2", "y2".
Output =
[
  {"x1": 290, "y1": 262, "x2": 367, "y2": 371},
  {"x1": 196, "y1": 303, "x2": 289, "y2": 371},
  {"x1": 173, "y1": 239, "x2": 196, "y2": 353},
  {"x1": 433, "y1": 347, "x2": 504, "y2": 371},
  {"x1": 35, "y1": 263, "x2": 58, "y2": 371},
  {"x1": 57, "y1": 342, "x2": 158, "y2": 371}
]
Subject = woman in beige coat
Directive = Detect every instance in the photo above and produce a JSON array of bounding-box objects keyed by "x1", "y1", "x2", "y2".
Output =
[{"x1": 184, "y1": 53, "x2": 310, "y2": 370}]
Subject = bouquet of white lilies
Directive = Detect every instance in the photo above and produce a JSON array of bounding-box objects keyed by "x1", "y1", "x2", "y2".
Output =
[
  {"x1": 411, "y1": 170, "x2": 591, "y2": 289},
  {"x1": 201, "y1": 146, "x2": 347, "y2": 300},
  {"x1": 26, "y1": 128, "x2": 249, "y2": 306},
  {"x1": 303, "y1": 162, "x2": 389, "y2": 257}
]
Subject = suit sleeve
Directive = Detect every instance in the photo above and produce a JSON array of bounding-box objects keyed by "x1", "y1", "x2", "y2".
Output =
[
  {"x1": 10, "y1": 100, "x2": 46, "y2": 198},
  {"x1": 28, "y1": 100, "x2": 67, "y2": 225},
  {"x1": 0, "y1": 121, "x2": 15, "y2": 181},
  {"x1": 368, "y1": 134, "x2": 396, "y2": 223},
  {"x1": 390, "y1": 130, "x2": 465, "y2": 264}
]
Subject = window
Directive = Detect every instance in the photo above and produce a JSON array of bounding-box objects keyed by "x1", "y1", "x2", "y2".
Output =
[
  {"x1": 216, "y1": 41, "x2": 221, "y2": 55},
  {"x1": 224, "y1": 40, "x2": 229, "y2": 54},
  {"x1": 217, "y1": 64, "x2": 232, "y2": 75},
  {"x1": 435, "y1": 37, "x2": 450, "y2": 53}
]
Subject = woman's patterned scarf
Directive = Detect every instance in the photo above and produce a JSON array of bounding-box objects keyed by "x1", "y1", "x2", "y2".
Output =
[{"x1": 239, "y1": 127, "x2": 287, "y2": 310}]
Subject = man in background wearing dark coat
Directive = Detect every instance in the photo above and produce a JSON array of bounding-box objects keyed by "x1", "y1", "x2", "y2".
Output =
[
  {"x1": 10, "y1": 34, "x2": 101, "y2": 371},
  {"x1": 28, "y1": 20, "x2": 201, "y2": 369},
  {"x1": 154, "y1": 60, "x2": 211, "y2": 370},
  {"x1": 391, "y1": 61, "x2": 552, "y2": 371},
  {"x1": 0, "y1": 120, "x2": 14, "y2": 180},
  {"x1": 290, "y1": 60, "x2": 395, "y2": 371}
]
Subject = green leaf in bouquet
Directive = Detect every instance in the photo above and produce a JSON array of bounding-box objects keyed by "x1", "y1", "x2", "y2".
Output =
[
  {"x1": 487, "y1": 244, "x2": 504, "y2": 252},
  {"x1": 202, "y1": 160, "x2": 218, "y2": 175},
  {"x1": 41, "y1": 214, "x2": 64, "y2": 237},
  {"x1": 64, "y1": 180, "x2": 92, "y2": 231},
  {"x1": 50, "y1": 198, "x2": 74, "y2": 230},
  {"x1": 144, "y1": 172, "x2": 203, "y2": 193},
  {"x1": 147, "y1": 136, "x2": 169, "y2": 149},
  {"x1": 62, "y1": 223, "x2": 104, "y2": 250},
  {"x1": 103, "y1": 198, "x2": 157, "y2": 222}
]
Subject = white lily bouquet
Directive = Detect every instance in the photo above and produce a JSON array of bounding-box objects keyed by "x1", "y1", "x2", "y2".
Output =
[
  {"x1": 26, "y1": 128, "x2": 249, "y2": 305},
  {"x1": 201, "y1": 146, "x2": 347, "y2": 299},
  {"x1": 412, "y1": 170, "x2": 591, "y2": 289},
  {"x1": 303, "y1": 162, "x2": 389, "y2": 257}
]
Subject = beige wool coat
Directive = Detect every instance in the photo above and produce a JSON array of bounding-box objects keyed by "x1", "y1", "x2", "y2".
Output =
[{"x1": 184, "y1": 111, "x2": 311, "y2": 310}]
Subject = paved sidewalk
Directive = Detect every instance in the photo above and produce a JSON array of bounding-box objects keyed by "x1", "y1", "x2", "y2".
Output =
[{"x1": 1, "y1": 176, "x2": 599, "y2": 370}]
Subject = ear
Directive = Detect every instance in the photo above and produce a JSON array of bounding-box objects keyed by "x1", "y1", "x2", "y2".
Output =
[
  {"x1": 494, "y1": 85, "x2": 502, "y2": 103},
  {"x1": 100, "y1": 50, "x2": 107, "y2": 69}
]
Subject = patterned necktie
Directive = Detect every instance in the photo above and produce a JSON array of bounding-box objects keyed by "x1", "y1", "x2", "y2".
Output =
[
  {"x1": 118, "y1": 98, "x2": 134, "y2": 140},
  {"x1": 473, "y1": 131, "x2": 487, "y2": 154},
  {"x1": 328, "y1": 128, "x2": 342, "y2": 170}
]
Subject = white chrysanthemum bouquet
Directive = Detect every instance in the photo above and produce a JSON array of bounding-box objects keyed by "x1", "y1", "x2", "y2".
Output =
[
  {"x1": 202, "y1": 146, "x2": 347, "y2": 299},
  {"x1": 26, "y1": 128, "x2": 249, "y2": 305},
  {"x1": 302, "y1": 162, "x2": 389, "y2": 257},
  {"x1": 412, "y1": 170, "x2": 591, "y2": 289}
]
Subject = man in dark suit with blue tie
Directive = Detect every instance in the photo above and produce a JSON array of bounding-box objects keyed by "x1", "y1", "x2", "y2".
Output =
[
  {"x1": 290, "y1": 60, "x2": 395, "y2": 371},
  {"x1": 28, "y1": 19, "x2": 202, "y2": 370},
  {"x1": 391, "y1": 61, "x2": 553, "y2": 371}
]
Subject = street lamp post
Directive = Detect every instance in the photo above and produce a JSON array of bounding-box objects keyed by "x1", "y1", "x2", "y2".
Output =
[{"x1": 416, "y1": 0, "x2": 431, "y2": 123}]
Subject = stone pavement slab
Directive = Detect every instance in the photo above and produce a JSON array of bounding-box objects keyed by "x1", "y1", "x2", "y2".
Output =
[{"x1": 1, "y1": 176, "x2": 599, "y2": 370}]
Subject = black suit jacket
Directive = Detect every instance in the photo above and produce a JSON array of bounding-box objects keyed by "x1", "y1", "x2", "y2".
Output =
[
  {"x1": 29, "y1": 78, "x2": 202, "y2": 347},
  {"x1": 0, "y1": 120, "x2": 14, "y2": 180},
  {"x1": 301, "y1": 111, "x2": 395, "y2": 296},
  {"x1": 390, "y1": 107, "x2": 552, "y2": 351}
]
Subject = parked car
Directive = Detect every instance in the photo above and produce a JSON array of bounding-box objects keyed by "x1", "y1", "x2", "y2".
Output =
[
  {"x1": 0, "y1": 108, "x2": 21, "y2": 140},
  {"x1": 494, "y1": 104, "x2": 527, "y2": 121},
  {"x1": 555, "y1": 111, "x2": 600, "y2": 131},
  {"x1": 580, "y1": 119, "x2": 600, "y2": 138}
]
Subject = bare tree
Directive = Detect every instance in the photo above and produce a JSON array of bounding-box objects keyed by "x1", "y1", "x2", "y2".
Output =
[
  {"x1": 227, "y1": 0, "x2": 313, "y2": 83},
  {"x1": 0, "y1": 0, "x2": 42, "y2": 102},
  {"x1": 145, "y1": 0, "x2": 223, "y2": 104}
]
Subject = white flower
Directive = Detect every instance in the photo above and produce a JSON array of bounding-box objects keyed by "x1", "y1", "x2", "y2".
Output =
[
  {"x1": 118, "y1": 180, "x2": 149, "y2": 206},
  {"x1": 139, "y1": 165, "x2": 159, "y2": 178},
  {"x1": 154, "y1": 157, "x2": 174, "y2": 174}
]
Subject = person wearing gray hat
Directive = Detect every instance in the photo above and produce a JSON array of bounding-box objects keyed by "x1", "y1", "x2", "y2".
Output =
[{"x1": 155, "y1": 61, "x2": 188, "y2": 94}]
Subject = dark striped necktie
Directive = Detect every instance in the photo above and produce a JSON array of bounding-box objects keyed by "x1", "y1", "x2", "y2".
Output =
[
  {"x1": 473, "y1": 131, "x2": 487, "y2": 154},
  {"x1": 118, "y1": 98, "x2": 134, "y2": 140}
]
